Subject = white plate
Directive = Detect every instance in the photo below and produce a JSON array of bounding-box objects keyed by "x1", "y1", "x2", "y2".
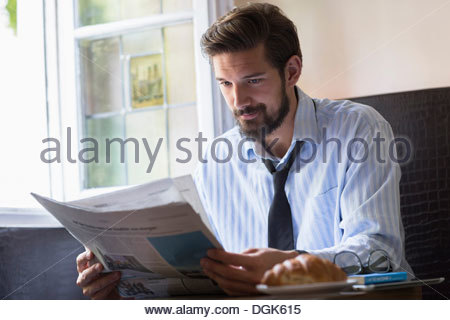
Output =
[{"x1": 256, "y1": 279, "x2": 357, "y2": 296}]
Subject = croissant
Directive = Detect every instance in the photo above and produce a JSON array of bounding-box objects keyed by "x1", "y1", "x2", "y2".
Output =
[{"x1": 261, "y1": 254, "x2": 347, "y2": 286}]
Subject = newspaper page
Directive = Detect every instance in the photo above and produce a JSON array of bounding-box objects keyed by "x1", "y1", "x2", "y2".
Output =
[{"x1": 32, "y1": 175, "x2": 223, "y2": 298}]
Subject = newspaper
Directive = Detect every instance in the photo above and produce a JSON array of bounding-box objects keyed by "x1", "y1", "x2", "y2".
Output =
[{"x1": 32, "y1": 175, "x2": 224, "y2": 298}]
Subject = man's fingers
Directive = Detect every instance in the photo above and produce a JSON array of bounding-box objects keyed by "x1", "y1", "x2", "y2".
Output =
[
  {"x1": 202, "y1": 267, "x2": 259, "y2": 295},
  {"x1": 76, "y1": 250, "x2": 93, "y2": 273},
  {"x1": 207, "y1": 249, "x2": 254, "y2": 268},
  {"x1": 82, "y1": 272, "x2": 121, "y2": 298},
  {"x1": 201, "y1": 258, "x2": 259, "y2": 283},
  {"x1": 76, "y1": 263, "x2": 103, "y2": 288},
  {"x1": 91, "y1": 280, "x2": 119, "y2": 300}
]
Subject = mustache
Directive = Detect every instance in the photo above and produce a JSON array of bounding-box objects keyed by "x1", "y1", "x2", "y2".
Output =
[{"x1": 233, "y1": 104, "x2": 266, "y2": 117}]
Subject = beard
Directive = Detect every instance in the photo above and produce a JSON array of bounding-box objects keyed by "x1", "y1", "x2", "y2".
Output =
[{"x1": 234, "y1": 82, "x2": 290, "y2": 141}]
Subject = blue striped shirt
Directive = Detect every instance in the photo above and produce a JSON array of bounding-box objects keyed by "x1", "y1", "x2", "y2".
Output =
[{"x1": 194, "y1": 87, "x2": 412, "y2": 274}]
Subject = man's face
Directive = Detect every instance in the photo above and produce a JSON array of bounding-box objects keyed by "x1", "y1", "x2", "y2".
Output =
[{"x1": 212, "y1": 44, "x2": 289, "y2": 139}]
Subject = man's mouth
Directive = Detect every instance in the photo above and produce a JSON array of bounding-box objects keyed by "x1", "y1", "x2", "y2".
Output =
[{"x1": 240, "y1": 110, "x2": 259, "y2": 120}]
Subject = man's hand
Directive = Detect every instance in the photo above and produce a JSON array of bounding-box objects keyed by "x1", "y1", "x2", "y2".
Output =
[
  {"x1": 200, "y1": 248, "x2": 300, "y2": 296},
  {"x1": 76, "y1": 248, "x2": 121, "y2": 299}
]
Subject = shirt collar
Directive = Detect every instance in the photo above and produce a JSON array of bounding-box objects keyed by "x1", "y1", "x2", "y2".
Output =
[{"x1": 241, "y1": 86, "x2": 321, "y2": 162}]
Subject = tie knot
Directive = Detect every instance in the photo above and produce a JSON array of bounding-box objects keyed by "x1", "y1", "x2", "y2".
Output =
[{"x1": 263, "y1": 140, "x2": 304, "y2": 175}]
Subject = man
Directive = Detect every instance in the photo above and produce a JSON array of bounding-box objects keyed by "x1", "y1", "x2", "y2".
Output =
[{"x1": 76, "y1": 2, "x2": 411, "y2": 298}]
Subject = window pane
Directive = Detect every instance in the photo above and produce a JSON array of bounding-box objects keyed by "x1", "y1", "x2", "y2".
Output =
[
  {"x1": 163, "y1": 23, "x2": 196, "y2": 105},
  {"x1": 85, "y1": 116, "x2": 127, "y2": 188},
  {"x1": 168, "y1": 105, "x2": 199, "y2": 177},
  {"x1": 122, "y1": 29, "x2": 162, "y2": 55},
  {"x1": 80, "y1": 37, "x2": 123, "y2": 115},
  {"x1": 125, "y1": 110, "x2": 169, "y2": 185},
  {"x1": 130, "y1": 54, "x2": 164, "y2": 109},
  {"x1": 77, "y1": 0, "x2": 161, "y2": 27},
  {"x1": 162, "y1": 0, "x2": 193, "y2": 13}
]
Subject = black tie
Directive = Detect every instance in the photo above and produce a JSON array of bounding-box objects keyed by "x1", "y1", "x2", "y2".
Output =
[{"x1": 264, "y1": 140, "x2": 304, "y2": 250}]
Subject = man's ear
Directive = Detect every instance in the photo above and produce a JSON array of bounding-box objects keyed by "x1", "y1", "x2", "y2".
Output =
[{"x1": 284, "y1": 55, "x2": 302, "y2": 87}]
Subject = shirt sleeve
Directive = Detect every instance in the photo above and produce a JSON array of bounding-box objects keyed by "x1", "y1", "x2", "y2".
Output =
[{"x1": 306, "y1": 120, "x2": 408, "y2": 272}]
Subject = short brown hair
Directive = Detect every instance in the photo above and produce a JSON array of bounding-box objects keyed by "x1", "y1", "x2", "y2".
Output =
[{"x1": 200, "y1": 2, "x2": 302, "y2": 75}]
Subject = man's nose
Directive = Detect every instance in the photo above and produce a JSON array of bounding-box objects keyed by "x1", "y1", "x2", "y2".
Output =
[{"x1": 232, "y1": 85, "x2": 250, "y2": 109}]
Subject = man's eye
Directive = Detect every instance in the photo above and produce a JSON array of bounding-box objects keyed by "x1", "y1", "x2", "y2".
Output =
[
  {"x1": 248, "y1": 79, "x2": 261, "y2": 84},
  {"x1": 220, "y1": 81, "x2": 232, "y2": 87}
]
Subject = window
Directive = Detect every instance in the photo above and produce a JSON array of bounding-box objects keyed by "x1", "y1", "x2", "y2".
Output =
[
  {"x1": 51, "y1": 0, "x2": 231, "y2": 200},
  {"x1": 76, "y1": 1, "x2": 199, "y2": 192},
  {"x1": 1, "y1": 0, "x2": 232, "y2": 226},
  {"x1": 77, "y1": 15, "x2": 198, "y2": 188}
]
